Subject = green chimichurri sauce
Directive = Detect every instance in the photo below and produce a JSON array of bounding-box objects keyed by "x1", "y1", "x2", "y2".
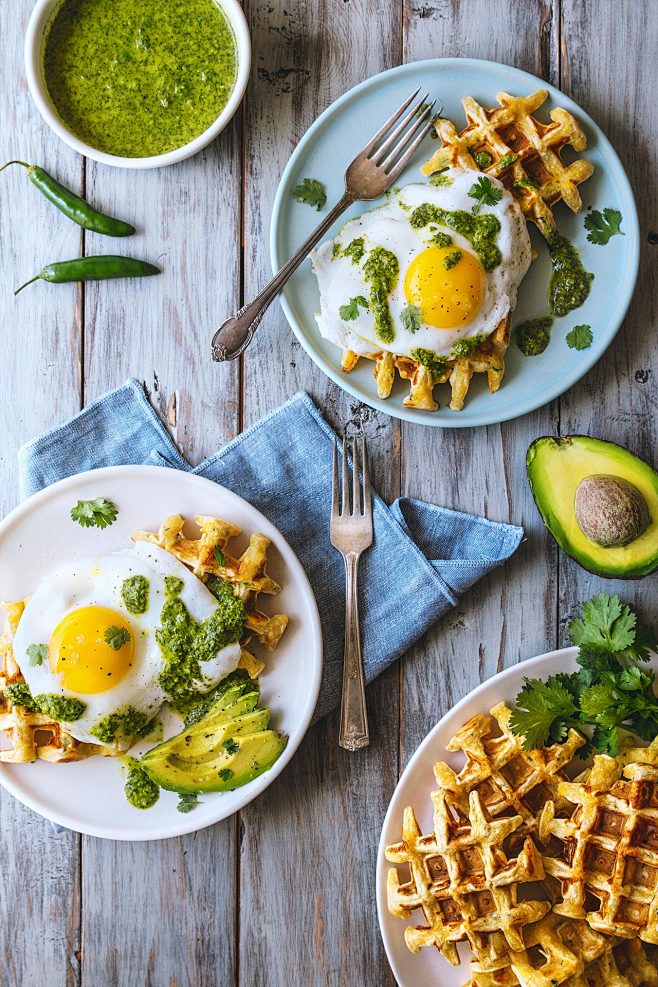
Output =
[
  {"x1": 515, "y1": 317, "x2": 554, "y2": 357},
  {"x1": 156, "y1": 575, "x2": 245, "y2": 713},
  {"x1": 124, "y1": 756, "x2": 160, "y2": 810},
  {"x1": 43, "y1": 0, "x2": 238, "y2": 158},
  {"x1": 4, "y1": 682, "x2": 85, "y2": 721},
  {"x1": 546, "y1": 232, "x2": 594, "y2": 317},
  {"x1": 362, "y1": 246, "x2": 399, "y2": 344},
  {"x1": 121, "y1": 575, "x2": 149, "y2": 615},
  {"x1": 91, "y1": 705, "x2": 151, "y2": 744},
  {"x1": 409, "y1": 204, "x2": 501, "y2": 272}
]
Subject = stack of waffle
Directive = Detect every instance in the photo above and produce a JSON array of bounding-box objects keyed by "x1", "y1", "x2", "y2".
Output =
[
  {"x1": 0, "y1": 514, "x2": 288, "y2": 764},
  {"x1": 385, "y1": 704, "x2": 658, "y2": 986}
]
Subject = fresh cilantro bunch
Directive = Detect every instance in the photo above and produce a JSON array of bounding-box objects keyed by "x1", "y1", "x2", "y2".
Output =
[{"x1": 509, "y1": 594, "x2": 658, "y2": 756}]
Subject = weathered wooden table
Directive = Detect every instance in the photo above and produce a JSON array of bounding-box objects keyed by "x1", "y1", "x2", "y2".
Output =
[{"x1": 1, "y1": 1, "x2": 655, "y2": 983}]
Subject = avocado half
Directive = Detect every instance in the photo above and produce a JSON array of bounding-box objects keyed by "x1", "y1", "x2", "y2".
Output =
[{"x1": 527, "y1": 435, "x2": 658, "y2": 579}]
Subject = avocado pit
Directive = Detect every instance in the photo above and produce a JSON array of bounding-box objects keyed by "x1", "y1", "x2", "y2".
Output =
[{"x1": 574, "y1": 474, "x2": 651, "y2": 548}]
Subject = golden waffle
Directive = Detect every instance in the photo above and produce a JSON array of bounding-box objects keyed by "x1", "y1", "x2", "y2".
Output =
[
  {"x1": 433, "y1": 702, "x2": 585, "y2": 837},
  {"x1": 539, "y1": 754, "x2": 658, "y2": 943},
  {"x1": 385, "y1": 790, "x2": 550, "y2": 966},
  {"x1": 468, "y1": 916, "x2": 658, "y2": 987},
  {"x1": 421, "y1": 89, "x2": 594, "y2": 239},
  {"x1": 133, "y1": 514, "x2": 289, "y2": 654},
  {"x1": 0, "y1": 602, "x2": 108, "y2": 763},
  {"x1": 341, "y1": 314, "x2": 511, "y2": 414}
]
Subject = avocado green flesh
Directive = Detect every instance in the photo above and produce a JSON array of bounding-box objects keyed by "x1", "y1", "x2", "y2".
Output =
[
  {"x1": 176, "y1": 709, "x2": 270, "y2": 762},
  {"x1": 142, "y1": 730, "x2": 287, "y2": 794},
  {"x1": 527, "y1": 435, "x2": 658, "y2": 578}
]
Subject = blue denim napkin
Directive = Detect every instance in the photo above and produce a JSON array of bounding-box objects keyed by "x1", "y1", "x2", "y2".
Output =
[{"x1": 19, "y1": 379, "x2": 523, "y2": 721}]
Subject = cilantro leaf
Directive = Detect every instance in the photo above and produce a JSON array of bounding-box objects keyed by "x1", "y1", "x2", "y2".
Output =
[
  {"x1": 467, "y1": 176, "x2": 503, "y2": 215},
  {"x1": 177, "y1": 793, "x2": 199, "y2": 814},
  {"x1": 566, "y1": 324, "x2": 593, "y2": 350},
  {"x1": 218, "y1": 768, "x2": 233, "y2": 782},
  {"x1": 584, "y1": 207, "x2": 624, "y2": 245},
  {"x1": 104, "y1": 626, "x2": 131, "y2": 650},
  {"x1": 509, "y1": 676, "x2": 578, "y2": 750},
  {"x1": 213, "y1": 546, "x2": 225, "y2": 567},
  {"x1": 26, "y1": 643, "x2": 48, "y2": 666},
  {"x1": 339, "y1": 295, "x2": 368, "y2": 321},
  {"x1": 569, "y1": 594, "x2": 636, "y2": 653},
  {"x1": 400, "y1": 304, "x2": 421, "y2": 334},
  {"x1": 292, "y1": 177, "x2": 327, "y2": 211},
  {"x1": 591, "y1": 724, "x2": 620, "y2": 756},
  {"x1": 222, "y1": 738, "x2": 240, "y2": 755},
  {"x1": 71, "y1": 497, "x2": 118, "y2": 530}
]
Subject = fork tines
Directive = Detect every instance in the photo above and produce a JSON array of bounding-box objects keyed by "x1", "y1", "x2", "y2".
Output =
[
  {"x1": 362, "y1": 88, "x2": 436, "y2": 175},
  {"x1": 331, "y1": 436, "x2": 371, "y2": 519}
]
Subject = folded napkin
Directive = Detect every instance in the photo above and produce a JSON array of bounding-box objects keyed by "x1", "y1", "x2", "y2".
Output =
[{"x1": 19, "y1": 380, "x2": 523, "y2": 721}]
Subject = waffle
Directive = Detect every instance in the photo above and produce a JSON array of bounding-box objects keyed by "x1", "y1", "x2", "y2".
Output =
[
  {"x1": 0, "y1": 602, "x2": 108, "y2": 763},
  {"x1": 539, "y1": 754, "x2": 658, "y2": 943},
  {"x1": 467, "y1": 916, "x2": 658, "y2": 987},
  {"x1": 341, "y1": 313, "x2": 511, "y2": 413},
  {"x1": 433, "y1": 702, "x2": 585, "y2": 837},
  {"x1": 133, "y1": 514, "x2": 289, "y2": 653},
  {"x1": 421, "y1": 89, "x2": 594, "y2": 240},
  {"x1": 385, "y1": 789, "x2": 550, "y2": 966}
]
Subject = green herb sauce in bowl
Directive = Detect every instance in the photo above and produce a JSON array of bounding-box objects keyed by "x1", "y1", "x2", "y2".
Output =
[{"x1": 25, "y1": 0, "x2": 250, "y2": 168}]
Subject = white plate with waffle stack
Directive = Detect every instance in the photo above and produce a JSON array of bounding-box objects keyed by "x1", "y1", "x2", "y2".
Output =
[
  {"x1": 376, "y1": 644, "x2": 658, "y2": 986},
  {"x1": 0, "y1": 466, "x2": 322, "y2": 840}
]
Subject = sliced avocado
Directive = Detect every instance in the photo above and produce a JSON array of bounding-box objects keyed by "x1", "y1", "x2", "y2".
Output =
[
  {"x1": 142, "y1": 728, "x2": 287, "y2": 794},
  {"x1": 174, "y1": 709, "x2": 270, "y2": 762},
  {"x1": 527, "y1": 435, "x2": 658, "y2": 578}
]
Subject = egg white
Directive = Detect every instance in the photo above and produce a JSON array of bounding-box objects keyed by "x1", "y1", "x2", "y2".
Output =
[
  {"x1": 13, "y1": 546, "x2": 241, "y2": 746},
  {"x1": 311, "y1": 168, "x2": 531, "y2": 359}
]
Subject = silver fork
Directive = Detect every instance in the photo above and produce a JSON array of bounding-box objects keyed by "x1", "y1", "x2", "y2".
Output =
[
  {"x1": 211, "y1": 87, "x2": 435, "y2": 361},
  {"x1": 331, "y1": 436, "x2": 373, "y2": 751}
]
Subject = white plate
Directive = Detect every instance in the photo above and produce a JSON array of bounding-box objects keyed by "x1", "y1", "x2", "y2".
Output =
[
  {"x1": 0, "y1": 466, "x2": 322, "y2": 840},
  {"x1": 376, "y1": 645, "x2": 588, "y2": 986}
]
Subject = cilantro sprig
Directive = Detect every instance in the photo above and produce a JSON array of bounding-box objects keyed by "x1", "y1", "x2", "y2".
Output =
[
  {"x1": 292, "y1": 177, "x2": 326, "y2": 211},
  {"x1": 400, "y1": 303, "x2": 421, "y2": 334},
  {"x1": 26, "y1": 643, "x2": 48, "y2": 666},
  {"x1": 339, "y1": 295, "x2": 368, "y2": 321},
  {"x1": 177, "y1": 793, "x2": 199, "y2": 814},
  {"x1": 104, "y1": 626, "x2": 131, "y2": 650},
  {"x1": 510, "y1": 594, "x2": 658, "y2": 756},
  {"x1": 71, "y1": 497, "x2": 118, "y2": 529},
  {"x1": 566, "y1": 324, "x2": 593, "y2": 350},
  {"x1": 468, "y1": 176, "x2": 503, "y2": 215},
  {"x1": 584, "y1": 207, "x2": 624, "y2": 245}
]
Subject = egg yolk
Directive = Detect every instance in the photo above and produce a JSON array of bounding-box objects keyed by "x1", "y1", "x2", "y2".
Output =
[
  {"x1": 404, "y1": 245, "x2": 484, "y2": 329},
  {"x1": 49, "y1": 606, "x2": 134, "y2": 694}
]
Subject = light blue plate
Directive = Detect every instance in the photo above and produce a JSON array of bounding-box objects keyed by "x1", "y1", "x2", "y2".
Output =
[{"x1": 270, "y1": 58, "x2": 639, "y2": 428}]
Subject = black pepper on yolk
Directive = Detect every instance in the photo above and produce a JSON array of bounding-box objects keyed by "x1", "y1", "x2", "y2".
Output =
[
  {"x1": 49, "y1": 606, "x2": 134, "y2": 694},
  {"x1": 403, "y1": 245, "x2": 484, "y2": 329}
]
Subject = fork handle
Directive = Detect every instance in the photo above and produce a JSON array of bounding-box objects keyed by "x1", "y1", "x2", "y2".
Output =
[
  {"x1": 339, "y1": 551, "x2": 369, "y2": 751},
  {"x1": 211, "y1": 191, "x2": 355, "y2": 361}
]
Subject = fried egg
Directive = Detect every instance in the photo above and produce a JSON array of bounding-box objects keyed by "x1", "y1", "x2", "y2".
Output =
[
  {"x1": 12, "y1": 545, "x2": 241, "y2": 746},
  {"x1": 311, "y1": 168, "x2": 531, "y2": 360}
]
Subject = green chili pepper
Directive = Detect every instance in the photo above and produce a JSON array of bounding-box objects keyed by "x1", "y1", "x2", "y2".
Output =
[
  {"x1": 15, "y1": 256, "x2": 160, "y2": 294},
  {"x1": 1, "y1": 160, "x2": 135, "y2": 237}
]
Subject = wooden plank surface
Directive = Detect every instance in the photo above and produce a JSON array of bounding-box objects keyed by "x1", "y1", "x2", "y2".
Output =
[
  {"x1": 1, "y1": 1, "x2": 656, "y2": 985},
  {"x1": 238, "y1": 2, "x2": 402, "y2": 984},
  {"x1": 0, "y1": 4, "x2": 83, "y2": 985}
]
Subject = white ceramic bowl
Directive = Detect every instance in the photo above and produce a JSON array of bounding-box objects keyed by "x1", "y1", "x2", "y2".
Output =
[{"x1": 24, "y1": 0, "x2": 251, "y2": 170}]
